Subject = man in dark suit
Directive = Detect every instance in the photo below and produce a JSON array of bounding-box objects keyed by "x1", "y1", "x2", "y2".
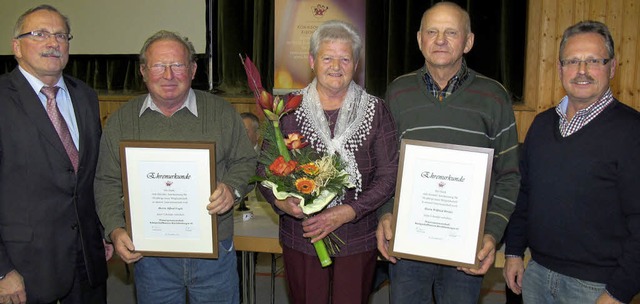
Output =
[{"x1": 0, "y1": 5, "x2": 111, "y2": 304}]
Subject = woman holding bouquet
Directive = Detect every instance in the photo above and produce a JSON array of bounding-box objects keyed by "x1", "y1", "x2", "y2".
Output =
[{"x1": 259, "y1": 20, "x2": 399, "y2": 303}]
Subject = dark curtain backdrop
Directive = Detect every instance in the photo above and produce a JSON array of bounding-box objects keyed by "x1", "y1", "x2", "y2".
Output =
[
  {"x1": 213, "y1": 0, "x2": 526, "y2": 100},
  {"x1": 0, "y1": 0, "x2": 525, "y2": 100}
]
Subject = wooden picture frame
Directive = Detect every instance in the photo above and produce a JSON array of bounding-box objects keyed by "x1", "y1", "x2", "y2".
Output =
[
  {"x1": 389, "y1": 139, "x2": 494, "y2": 268},
  {"x1": 120, "y1": 140, "x2": 218, "y2": 258}
]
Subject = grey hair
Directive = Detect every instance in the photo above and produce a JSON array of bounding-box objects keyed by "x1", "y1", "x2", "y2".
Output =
[
  {"x1": 420, "y1": 2, "x2": 472, "y2": 35},
  {"x1": 139, "y1": 30, "x2": 197, "y2": 66},
  {"x1": 309, "y1": 20, "x2": 362, "y2": 63},
  {"x1": 559, "y1": 20, "x2": 615, "y2": 59},
  {"x1": 14, "y1": 5, "x2": 71, "y2": 37}
]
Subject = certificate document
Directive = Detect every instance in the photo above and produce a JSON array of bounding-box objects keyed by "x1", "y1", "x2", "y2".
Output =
[
  {"x1": 390, "y1": 139, "x2": 493, "y2": 268},
  {"x1": 120, "y1": 141, "x2": 218, "y2": 258},
  {"x1": 141, "y1": 161, "x2": 200, "y2": 240}
]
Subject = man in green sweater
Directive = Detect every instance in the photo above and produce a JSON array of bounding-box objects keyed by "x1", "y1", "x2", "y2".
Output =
[
  {"x1": 94, "y1": 30, "x2": 257, "y2": 303},
  {"x1": 376, "y1": 2, "x2": 520, "y2": 303}
]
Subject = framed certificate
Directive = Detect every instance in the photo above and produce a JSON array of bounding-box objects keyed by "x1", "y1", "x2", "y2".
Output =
[
  {"x1": 120, "y1": 141, "x2": 218, "y2": 258},
  {"x1": 389, "y1": 139, "x2": 494, "y2": 268}
]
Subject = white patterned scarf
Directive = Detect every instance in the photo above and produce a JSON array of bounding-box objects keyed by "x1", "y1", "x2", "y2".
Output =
[{"x1": 294, "y1": 79, "x2": 377, "y2": 206}]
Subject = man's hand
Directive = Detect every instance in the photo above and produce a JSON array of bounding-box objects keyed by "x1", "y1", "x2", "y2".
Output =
[
  {"x1": 376, "y1": 213, "x2": 397, "y2": 263},
  {"x1": 503, "y1": 256, "x2": 524, "y2": 295},
  {"x1": 274, "y1": 197, "x2": 304, "y2": 219},
  {"x1": 0, "y1": 270, "x2": 26, "y2": 304},
  {"x1": 207, "y1": 183, "x2": 235, "y2": 215},
  {"x1": 458, "y1": 234, "x2": 496, "y2": 275},
  {"x1": 302, "y1": 205, "x2": 355, "y2": 243},
  {"x1": 103, "y1": 239, "x2": 114, "y2": 261},
  {"x1": 110, "y1": 228, "x2": 143, "y2": 264},
  {"x1": 596, "y1": 292, "x2": 622, "y2": 304}
]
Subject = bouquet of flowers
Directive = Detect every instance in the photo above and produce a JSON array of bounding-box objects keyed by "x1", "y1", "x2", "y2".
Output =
[{"x1": 240, "y1": 54, "x2": 354, "y2": 267}]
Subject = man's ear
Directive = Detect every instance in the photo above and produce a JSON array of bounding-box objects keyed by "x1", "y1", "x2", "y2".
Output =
[
  {"x1": 463, "y1": 32, "x2": 474, "y2": 54},
  {"x1": 12, "y1": 39, "x2": 22, "y2": 59},
  {"x1": 609, "y1": 58, "x2": 616, "y2": 79}
]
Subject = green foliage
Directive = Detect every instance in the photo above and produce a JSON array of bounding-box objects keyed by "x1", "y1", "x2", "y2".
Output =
[{"x1": 258, "y1": 120, "x2": 351, "y2": 208}]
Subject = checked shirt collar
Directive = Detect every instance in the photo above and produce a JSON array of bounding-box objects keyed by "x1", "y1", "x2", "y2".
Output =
[
  {"x1": 556, "y1": 88, "x2": 613, "y2": 137},
  {"x1": 423, "y1": 59, "x2": 469, "y2": 101}
]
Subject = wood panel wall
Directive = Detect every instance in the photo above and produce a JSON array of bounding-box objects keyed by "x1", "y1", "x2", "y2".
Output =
[{"x1": 517, "y1": 0, "x2": 640, "y2": 141}]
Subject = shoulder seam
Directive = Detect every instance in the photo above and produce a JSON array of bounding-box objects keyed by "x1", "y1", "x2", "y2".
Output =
[
  {"x1": 474, "y1": 74, "x2": 509, "y2": 94},
  {"x1": 391, "y1": 71, "x2": 418, "y2": 83}
]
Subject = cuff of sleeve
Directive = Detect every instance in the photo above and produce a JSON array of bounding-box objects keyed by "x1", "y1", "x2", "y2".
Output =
[
  {"x1": 0, "y1": 268, "x2": 12, "y2": 281},
  {"x1": 222, "y1": 181, "x2": 246, "y2": 202},
  {"x1": 258, "y1": 184, "x2": 286, "y2": 216},
  {"x1": 504, "y1": 246, "x2": 526, "y2": 257},
  {"x1": 0, "y1": 253, "x2": 15, "y2": 279},
  {"x1": 231, "y1": 186, "x2": 242, "y2": 202},
  {"x1": 345, "y1": 202, "x2": 363, "y2": 222},
  {"x1": 104, "y1": 221, "x2": 126, "y2": 243},
  {"x1": 483, "y1": 214, "x2": 507, "y2": 244},
  {"x1": 376, "y1": 199, "x2": 394, "y2": 219}
]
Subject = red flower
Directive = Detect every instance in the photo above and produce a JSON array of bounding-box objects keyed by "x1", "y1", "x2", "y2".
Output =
[
  {"x1": 240, "y1": 55, "x2": 302, "y2": 120},
  {"x1": 285, "y1": 133, "x2": 309, "y2": 150},
  {"x1": 257, "y1": 90, "x2": 274, "y2": 111},
  {"x1": 283, "y1": 95, "x2": 302, "y2": 114},
  {"x1": 268, "y1": 156, "x2": 298, "y2": 176},
  {"x1": 240, "y1": 55, "x2": 264, "y2": 93}
]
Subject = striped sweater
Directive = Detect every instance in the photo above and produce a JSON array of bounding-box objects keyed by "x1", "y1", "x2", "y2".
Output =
[{"x1": 379, "y1": 66, "x2": 520, "y2": 242}]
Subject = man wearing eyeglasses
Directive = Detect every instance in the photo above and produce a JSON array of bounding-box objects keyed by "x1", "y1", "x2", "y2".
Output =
[
  {"x1": 503, "y1": 21, "x2": 640, "y2": 304},
  {"x1": 94, "y1": 30, "x2": 257, "y2": 303},
  {"x1": 0, "y1": 5, "x2": 111, "y2": 304}
]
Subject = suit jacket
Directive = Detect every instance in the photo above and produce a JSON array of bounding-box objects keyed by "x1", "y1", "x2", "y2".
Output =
[{"x1": 0, "y1": 68, "x2": 107, "y2": 302}]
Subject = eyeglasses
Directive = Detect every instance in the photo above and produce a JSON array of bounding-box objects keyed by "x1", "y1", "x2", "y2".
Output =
[
  {"x1": 147, "y1": 63, "x2": 189, "y2": 75},
  {"x1": 560, "y1": 58, "x2": 611, "y2": 69},
  {"x1": 15, "y1": 30, "x2": 73, "y2": 43}
]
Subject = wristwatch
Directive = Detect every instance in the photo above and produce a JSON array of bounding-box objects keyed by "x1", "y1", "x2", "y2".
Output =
[{"x1": 232, "y1": 187, "x2": 242, "y2": 202}]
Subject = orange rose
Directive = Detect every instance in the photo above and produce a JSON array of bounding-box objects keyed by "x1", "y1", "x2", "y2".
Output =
[
  {"x1": 285, "y1": 133, "x2": 309, "y2": 150},
  {"x1": 298, "y1": 163, "x2": 319, "y2": 176},
  {"x1": 268, "y1": 156, "x2": 298, "y2": 176},
  {"x1": 295, "y1": 177, "x2": 316, "y2": 194}
]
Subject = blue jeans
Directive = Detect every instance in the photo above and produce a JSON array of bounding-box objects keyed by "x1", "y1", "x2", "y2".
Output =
[
  {"x1": 522, "y1": 260, "x2": 606, "y2": 304},
  {"x1": 134, "y1": 238, "x2": 239, "y2": 304},
  {"x1": 389, "y1": 259, "x2": 483, "y2": 304}
]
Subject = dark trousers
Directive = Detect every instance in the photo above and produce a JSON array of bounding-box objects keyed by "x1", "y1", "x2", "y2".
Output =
[{"x1": 283, "y1": 246, "x2": 377, "y2": 304}]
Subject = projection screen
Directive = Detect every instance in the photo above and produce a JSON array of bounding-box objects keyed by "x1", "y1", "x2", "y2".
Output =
[{"x1": 0, "y1": 0, "x2": 206, "y2": 55}]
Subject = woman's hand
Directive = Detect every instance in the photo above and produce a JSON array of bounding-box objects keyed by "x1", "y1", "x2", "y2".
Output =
[
  {"x1": 274, "y1": 197, "x2": 304, "y2": 218},
  {"x1": 302, "y1": 205, "x2": 356, "y2": 243}
]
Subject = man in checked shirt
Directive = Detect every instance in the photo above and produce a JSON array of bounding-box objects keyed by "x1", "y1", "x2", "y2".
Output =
[
  {"x1": 376, "y1": 2, "x2": 520, "y2": 303},
  {"x1": 503, "y1": 20, "x2": 640, "y2": 304}
]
